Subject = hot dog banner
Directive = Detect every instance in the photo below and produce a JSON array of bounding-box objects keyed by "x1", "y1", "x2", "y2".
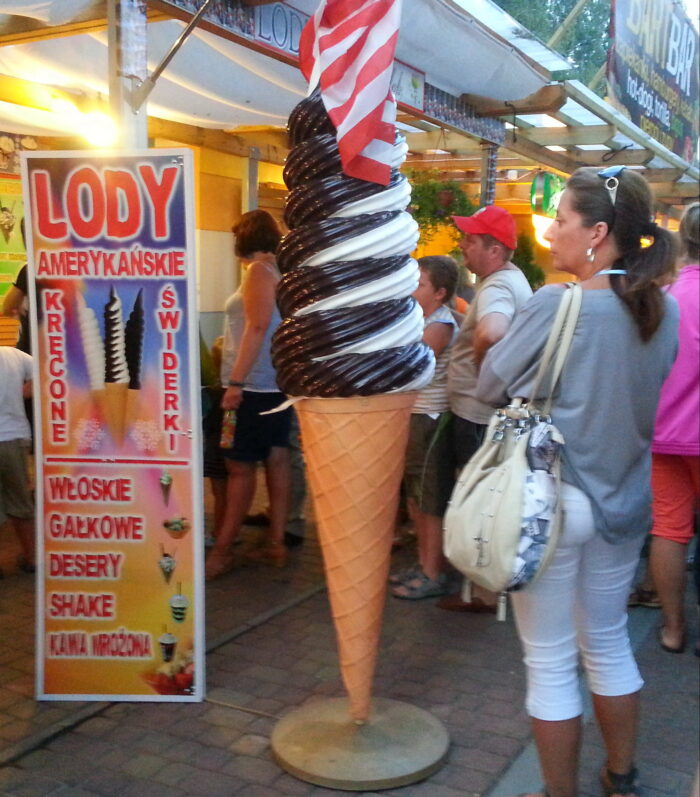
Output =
[{"x1": 21, "y1": 150, "x2": 204, "y2": 701}]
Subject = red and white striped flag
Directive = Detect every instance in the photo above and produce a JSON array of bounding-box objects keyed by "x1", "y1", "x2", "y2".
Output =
[{"x1": 299, "y1": 0, "x2": 402, "y2": 186}]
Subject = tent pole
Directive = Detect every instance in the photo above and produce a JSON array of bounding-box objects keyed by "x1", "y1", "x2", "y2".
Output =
[{"x1": 107, "y1": 0, "x2": 148, "y2": 148}]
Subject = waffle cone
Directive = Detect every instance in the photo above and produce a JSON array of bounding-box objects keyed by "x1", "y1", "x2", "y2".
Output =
[
  {"x1": 125, "y1": 388, "x2": 141, "y2": 434},
  {"x1": 296, "y1": 392, "x2": 415, "y2": 722},
  {"x1": 101, "y1": 382, "x2": 128, "y2": 445}
]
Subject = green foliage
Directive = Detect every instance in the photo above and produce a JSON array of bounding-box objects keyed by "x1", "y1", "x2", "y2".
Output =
[
  {"x1": 512, "y1": 232, "x2": 546, "y2": 289},
  {"x1": 405, "y1": 169, "x2": 476, "y2": 246},
  {"x1": 493, "y1": 0, "x2": 611, "y2": 94}
]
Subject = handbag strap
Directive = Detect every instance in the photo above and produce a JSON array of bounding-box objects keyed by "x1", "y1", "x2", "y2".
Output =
[{"x1": 530, "y1": 282, "x2": 583, "y2": 414}]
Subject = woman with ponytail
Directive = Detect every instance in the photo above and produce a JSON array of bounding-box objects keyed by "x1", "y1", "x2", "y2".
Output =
[{"x1": 476, "y1": 167, "x2": 680, "y2": 797}]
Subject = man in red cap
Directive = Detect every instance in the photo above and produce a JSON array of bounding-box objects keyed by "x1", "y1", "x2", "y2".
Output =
[{"x1": 440, "y1": 204, "x2": 533, "y2": 612}]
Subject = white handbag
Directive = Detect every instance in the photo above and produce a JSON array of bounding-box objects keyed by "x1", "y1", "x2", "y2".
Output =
[{"x1": 443, "y1": 283, "x2": 582, "y2": 594}]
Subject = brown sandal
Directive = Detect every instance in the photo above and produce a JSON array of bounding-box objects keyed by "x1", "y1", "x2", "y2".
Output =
[
  {"x1": 243, "y1": 543, "x2": 287, "y2": 568},
  {"x1": 205, "y1": 548, "x2": 235, "y2": 581}
]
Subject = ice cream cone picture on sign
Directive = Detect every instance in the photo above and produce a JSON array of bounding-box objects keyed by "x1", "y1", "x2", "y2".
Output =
[
  {"x1": 103, "y1": 287, "x2": 129, "y2": 444},
  {"x1": 124, "y1": 289, "x2": 145, "y2": 430},
  {"x1": 76, "y1": 287, "x2": 145, "y2": 446},
  {"x1": 159, "y1": 471, "x2": 173, "y2": 505},
  {"x1": 269, "y1": 1, "x2": 449, "y2": 786}
]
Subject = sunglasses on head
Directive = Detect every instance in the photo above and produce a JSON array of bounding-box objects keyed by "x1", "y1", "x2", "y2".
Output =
[{"x1": 597, "y1": 165, "x2": 625, "y2": 207}]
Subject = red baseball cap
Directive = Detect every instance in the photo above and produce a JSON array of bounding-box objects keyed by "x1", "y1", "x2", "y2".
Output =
[{"x1": 453, "y1": 205, "x2": 517, "y2": 250}]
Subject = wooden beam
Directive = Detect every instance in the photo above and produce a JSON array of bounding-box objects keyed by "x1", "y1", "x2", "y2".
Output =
[
  {"x1": 460, "y1": 84, "x2": 567, "y2": 118},
  {"x1": 405, "y1": 156, "x2": 536, "y2": 172},
  {"x1": 225, "y1": 128, "x2": 289, "y2": 151},
  {"x1": 570, "y1": 148, "x2": 652, "y2": 166},
  {"x1": 404, "y1": 129, "x2": 479, "y2": 154},
  {"x1": 504, "y1": 130, "x2": 574, "y2": 176},
  {"x1": 653, "y1": 183, "x2": 700, "y2": 199},
  {"x1": 638, "y1": 168, "x2": 686, "y2": 182},
  {"x1": 148, "y1": 117, "x2": 287, "y2": 164},
  {"x1": 518, "y1": 124, "x2": 616, "y2": 146}
]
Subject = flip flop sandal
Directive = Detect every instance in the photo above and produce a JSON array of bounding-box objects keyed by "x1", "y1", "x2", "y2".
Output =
[
  {"x1": 389, "y1": 563, "x2": 421, "y2": 586},
  {"x1": 627, "y1": 587, "x2": 660, "y2": 608},
  {"x1": 392, "y1": 572, "x2": 446, "y2": 600},
  {"x1": 600, "y1": 765, "x2": 640, "y2": 796}
]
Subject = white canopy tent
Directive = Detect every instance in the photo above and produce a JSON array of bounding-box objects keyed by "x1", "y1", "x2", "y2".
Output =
[{"x1": 0, "y1": 0, "x2": 566, "y2": 137}]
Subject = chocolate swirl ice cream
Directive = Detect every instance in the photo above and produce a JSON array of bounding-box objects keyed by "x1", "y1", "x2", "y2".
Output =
[
  {"x1": 124, "y1": 290, "x2": 144, "y2": 390},
  {"x1": 104, "y1": 286, "x2": 128, "y2": 385},
  {"x1": 272, "y1": 90, "x2": 434, "y2": 397}
]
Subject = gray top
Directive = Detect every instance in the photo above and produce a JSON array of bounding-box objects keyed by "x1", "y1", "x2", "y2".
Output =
[
  {"x1": 220, "y1": 277, "x2": 282, "y2": 393},
  {"x1": 477, "y1": 284, "x2": 679, "y2": 543},
  {"x1": 448, "y1": 266, "x2": 532, "y2": 424}
]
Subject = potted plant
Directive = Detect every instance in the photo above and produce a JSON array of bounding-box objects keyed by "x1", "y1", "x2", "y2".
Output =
[
  {"x1": 512, "y1": 232, "x2": 546, "y2": 289},
  {"x1": 405, "y1": 169, "x2": 475, "y2": 247}
]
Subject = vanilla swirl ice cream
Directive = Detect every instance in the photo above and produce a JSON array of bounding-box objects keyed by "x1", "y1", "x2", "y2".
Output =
[{"x1": 272, "y1": 90, "x2": 434, "y2": 397}]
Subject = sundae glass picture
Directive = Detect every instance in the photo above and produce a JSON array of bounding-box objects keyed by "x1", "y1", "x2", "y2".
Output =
[{"x1": 158, "y1": 544, "x2": 176, "y2": 584}]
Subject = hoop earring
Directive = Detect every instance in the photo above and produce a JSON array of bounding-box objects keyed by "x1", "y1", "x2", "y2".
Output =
[{"x1": 586, "y1": 247, "x2": 596, "y2": 263}]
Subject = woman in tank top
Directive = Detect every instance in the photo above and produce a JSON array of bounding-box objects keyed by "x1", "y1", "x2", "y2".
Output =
[{"x1": 205, "y1": 210, "x2": 292, "y2": 580}]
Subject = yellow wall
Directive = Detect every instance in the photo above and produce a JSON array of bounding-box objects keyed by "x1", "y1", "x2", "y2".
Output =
[{"x1": 416, "y1": 209, "x2": 569, "y2": 285}]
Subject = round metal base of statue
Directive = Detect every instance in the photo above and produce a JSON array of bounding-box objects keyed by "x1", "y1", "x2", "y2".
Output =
[{"x1": 270, "y1": 697, "x2": 449, "y2": 791}]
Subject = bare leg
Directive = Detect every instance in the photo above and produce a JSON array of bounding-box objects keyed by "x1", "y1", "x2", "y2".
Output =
[
  {"x1": 592, "y1": 691, "x2": 639, "y2": 789},
  {"x1": 12, "y1": 516, "x2": 35, "y2": 565},
  {"x1": 531, "y1": 715, "x2": 581, "y2": 797},
  {"x1": 209, "y1": 477, "x2": 227, "y2": 541},
  {"x1": 649, "y1": 536, "x2": 687, "y2": 649},
  {"x1": 419, "y1": 512, "x2": 444, "y2": 581},
  {"x1": 211, "y1": 460, "x2": 256, "y2": 552},
  {"x1": 287, "y1": 411, "x2": 306, "y2": 538},
  {"x1": 264, "y1": 446, "x2": 290, "y2": 548}
]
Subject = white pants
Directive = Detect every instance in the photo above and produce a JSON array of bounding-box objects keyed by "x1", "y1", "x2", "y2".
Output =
[{"x1": 510, "y1": 483, "x2": 645, "y2": 721}]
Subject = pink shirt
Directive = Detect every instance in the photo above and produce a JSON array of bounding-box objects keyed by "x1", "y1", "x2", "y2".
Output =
[{"x1": 652, "y1": 264, "x2": 699, "y2": 456}]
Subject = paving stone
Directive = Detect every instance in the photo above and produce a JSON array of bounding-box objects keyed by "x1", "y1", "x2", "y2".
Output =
[
  {"x1": 120, "y1": 753, "x2": 169, "y2": 779},
  {"x1": 122, "y1": 780, "x2": 187, "y2": 797},
  {"x1": 431, "y1": 762, "x2": 493, "y2": 792},
  {"x1": 235, "y1": 786, "x2": 280, "y2": 797},
  {"x1": 152, "y1": 760, "x2": 200, "y2": 786},
  {"x1": 271, "y1": 771, "x2": 316, "y2": 795},
  {"x1": 230, "y1": 733, "x2": 270, "y2": 756},
  {"x1": 222, "y1": 753, "x2": 280, "y2": 784},
  {"x1": 449, "y1": 746, "x2": 509, "y2": 774},
  {"x1": 201, "y1": 704, "x2": 260, "y2": 729},
  {"x1": 197, "y1": 723, "x2": 247, "y2": 749},
  {"x1": 1, "y1": 772, "x2": 72, "y2": 796},
  {"x1": 75, "y1": 717, "x2": 118, "y2": 736},
  {"x1": 176, "y1": 768, "x2": 244, "y2": 796}
]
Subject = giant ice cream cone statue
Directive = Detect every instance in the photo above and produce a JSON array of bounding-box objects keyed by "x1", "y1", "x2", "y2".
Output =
[
  {"x1": 270, "y1": 84, "x2": 448, "y2": 787},
  {"x1": 296, "y1": 393, "x2": 414, "y2": 721},
  {"x1": 270, "y1": 5, "x2": 449, "y2": 786},
  {"x1": 272, "y1": 87, "x2": 434, "y2": 725}
]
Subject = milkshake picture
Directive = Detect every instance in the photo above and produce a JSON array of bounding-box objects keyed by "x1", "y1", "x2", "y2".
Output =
[
  {"x1": 169, "y1": 585, "x2": 189, "y2": 623},
  {"x1": 158, "y1": 629, "x2": 177, "y2": 662}
]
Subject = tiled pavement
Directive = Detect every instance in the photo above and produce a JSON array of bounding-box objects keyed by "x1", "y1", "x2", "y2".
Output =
[{"x1": 1, "y1": 512, "x2": 698, "y2": 796}]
